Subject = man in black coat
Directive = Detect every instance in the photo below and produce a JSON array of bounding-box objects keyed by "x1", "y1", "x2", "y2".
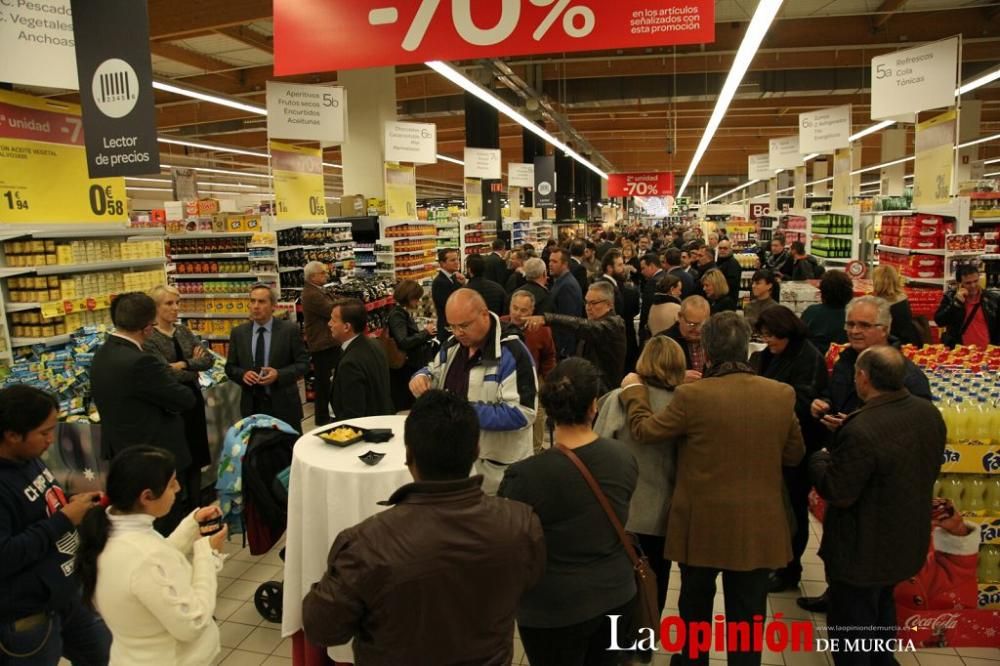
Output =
[
  {"x1": 810, "y1": 346, "x2": 944, "y2": 664},
  {"x1": 483, "y1": 239, "x2": 510, "y2": 286},
  {"x1": 715, "y1": 240, "x2": 743, "y2": 299},
  {"x1": 91, "y1": 292, "x2": 197, "y2": 532},
  {"x1": 595, "y1": 249, "x2": 639, "y2": 371},
  {"x1": 432, "y1": 248, "x2": 466, "y2": 343},
  {"x1": 664, "y1": 247, "x2": 696, "y2": 298},
  {"x1": 225, "y1": 284, "x2": 310, "y2": 432},
  {"x1": 328, "y1": 299, "x2": 394, "y2": 419},
  {"x1": 466, "y1": 253, "x2": 508, "y2": 316},
  {"x1": 638, "y1": 253, "x2": 666, "y2": 342},
  {"x1": 568, "y1": 238, "x2": 590, "y2": 296},
  {"x1": 934, "y1": 264, "x2": 1000, "y2": 347}
]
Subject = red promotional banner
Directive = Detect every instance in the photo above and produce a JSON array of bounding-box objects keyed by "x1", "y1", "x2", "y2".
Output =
[
  {"x1": 607, "y1": 172, "x2": 675, "y2": 197},
  {"x1": 274, "y1": 1, "x2": 715, "y2": 75}
]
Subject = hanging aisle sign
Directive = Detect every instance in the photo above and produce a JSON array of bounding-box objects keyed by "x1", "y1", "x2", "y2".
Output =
[
  {"x1": 384, "y1": 121, "x2": 437, "y2": 165},
  {"x1": 0, "y1": 0, "x2": 78, "y2": 90},
  {"x1": 748, "y1": 154, "x2": 771, "y2": 180},
  {"x1": 769, "y1": 136, "x2": 803, "y2": 171},
  {"x1": 508, "y1": 163, "x2": 535, "y2": 188},
  {"x1": 534, "y1": 155, "x2": 555, "y2": 208},
  {"x1": 465, "y1": 178, "x2": 483, "y2": 219},
  {"x1": 384, "y1": 163, "x2": 417, "y2": 220},
  {"x1": 913, "y1": 109, "x2": 956, "y2": 207},
  {"x1": 71, "y1": 0, "x2": 160, "y2": 178},
  {"x1": 607, "y1": 172, "x2": 674, "y2": 197},
  {"x1": 266, "y1": 82, "x2": 346, "y2": 143},
  {"x1": 464, "y1": 147, "x2": 502, "y2": 180},
  {"x1": 270, "y1": 140, "x2": 326, "y2": 221},
  {"x1": 0, "y1": 90, "x2": 127, "y2": 223},
  {"x1": 799, "y1": 105, "x2": 852, "y2": 154},
  {"x1": 871, "y1": 37, "x2": 959, "y2": 121},
  {"x1": 274, "y1": 1, "x2": 715, "y2": 74}
]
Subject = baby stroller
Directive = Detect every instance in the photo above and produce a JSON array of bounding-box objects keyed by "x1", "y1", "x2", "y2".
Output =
[{"x1": 216, "y1": 415, "x2": 299, "y2": 623}]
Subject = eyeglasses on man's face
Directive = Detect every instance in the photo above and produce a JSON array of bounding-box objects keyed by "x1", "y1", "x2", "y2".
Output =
[
  {"x1": 679, "y1": 315, "x2": 705, "y2": 330},
  {"x1": 445, "y1": 313, "x2": 484, "y2": 334},
  {"x1": 585, "y1": 298, "x2": 609, "y2": 307}
]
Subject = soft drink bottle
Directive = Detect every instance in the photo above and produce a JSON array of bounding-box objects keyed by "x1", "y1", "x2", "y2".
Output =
[
  {"x1": 965, "y1": 476, "x2": 987, "y2": 516},
  {"x1": 940, "y1": 475, "x2": 965, "y2": 512},
  {"x1": 972, "y1": 398, "x2": 992, "y2": 445},
  {"x1": 979, "y1": 545, "x2": 1000, "y2": 584},
  {"x1": 940, "y1": 395, "x2": 956, "y2": 445},
  {"x1": 952, "y1": 397, "x2": 969, "y2": 445},
  {"x1": 933, "y1": 475, "x2": 943, "y2": 499},
  {"x1": 986, "y1": 476, "x2": 1000, "y2": 515}
]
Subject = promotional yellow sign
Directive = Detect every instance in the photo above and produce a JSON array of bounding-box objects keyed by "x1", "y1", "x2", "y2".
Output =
[
  {"x1": 384, "y1": 163, "x2": 416, "y2": 220},
  {"x1": 0, "y1": 90, "x2": 127, "y2": 223},
  {"x1": 832, "y1": 147, "x2": 853, "y2": 209},
  {"x1": 465, "y1": 178, "x2": 482, "y2": 219},
  {"x1": 913, "y1": 109, "x2": 956, "y2": 206},
  {"x1": 270, "y1": 140, "x2": 326, "y2": 221},
  {"x1": 41, "y1": 293, "x2": 114, "y2": 320}
]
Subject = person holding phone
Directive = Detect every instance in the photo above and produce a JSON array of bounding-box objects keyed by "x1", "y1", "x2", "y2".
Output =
[
  {"x1": 0, "y1": 385, "x2": 111, "y2": 666},
  {"x1": 145, "y1": 285, "x2": 215, "y2": 511},
  {"x1": 934, "y1": 264, "x2": 999, "y2": 348},
  {"x1": 76, "y1": 446, "x2": 227, "y2": 665}
]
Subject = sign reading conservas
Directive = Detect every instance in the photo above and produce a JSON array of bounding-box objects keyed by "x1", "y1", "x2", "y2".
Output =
[
  {"x1": 607, "y1": 172, "x2": 674, "y2": 197},
  {"x1": 534, "y1": 155, "x2": 556, "y2": 208},
  {"x1": 464, "y1": 147, "x2": 501, "y2": 180},
  {"x1": 769, "y1": 136, "x2": 803, "y2": 171},
  {"x1": 748, "y1": 154, "x2": 771, "y2": 180},
  {"x1": 508, "y1": 163, "x2": 535, "y2": 188},
  {"x1": 0, "y1": 89, "x2": 127, "y2": 223},
  {"x1": 799, "y1": 105, "x2": 852, "y2": 154},
  {"x1": 266, "y1": 82, "x2": 346, "y2": 143},
  {"x1": 871, "y1": 37, "x2": 959, "y2": 121},
  {"x1": 71, "y1": 0, "x2": 159, "y2": 177},
  {"x1": 0, "y1": 0, "x2": 78, "y2": 90},
  {"x1": 384, "y1": 121, "x2": 436, "y2": 164},
  {"x1": 274, "y1": 1, "x2": 715, "y2": 74},
  {"x1": 270, "y1": 140, "x2": 326, "y2": 221}
]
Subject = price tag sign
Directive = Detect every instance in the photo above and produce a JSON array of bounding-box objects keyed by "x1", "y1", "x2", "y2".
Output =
[
  {"x1": 0, "y1": 90, "x2": 127, "y2": 223},
  {"x1": 607, "y1": 172, "x2": 674, "y2": 197},
  {"x1": 270, "y1": 140, "x2": 326, "y2": 221},
  {"x1": 384, "y1": 163, "x2": 417, "y2": 220}
]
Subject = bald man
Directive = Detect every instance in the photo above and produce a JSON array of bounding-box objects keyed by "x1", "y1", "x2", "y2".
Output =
[{"x1": 410, "y1": 289, "x2": 537, "y2": 494}]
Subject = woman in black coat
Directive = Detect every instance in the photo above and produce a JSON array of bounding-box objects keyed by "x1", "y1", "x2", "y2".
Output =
[
  {"x1": 749, "y1": 306, "x2": 828, "y2": 593},
  {"x1": 387, "y1": 280, "x2": 437, "y2": 411},
  {"x1": 700, "y1": 268, "x2": 738, "y2": 314}
]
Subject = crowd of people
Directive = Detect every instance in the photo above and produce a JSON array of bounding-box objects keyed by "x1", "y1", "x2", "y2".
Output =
[{"x1": 1, "y1": 222, "x2": 997, "y2": 666}]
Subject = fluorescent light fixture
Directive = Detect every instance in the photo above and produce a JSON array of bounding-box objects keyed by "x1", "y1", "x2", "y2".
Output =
[
  {"x1": 984, "y1": 158, "x2": 1000, "y2": 165},
  {"x1": 322, "y1": 162, "x2": 343, "y2": 169},
  {"x1": 849, "y1": 120, "x2": 896, "y2": 143},
  {"x1": 861, "y1": 180, "x2": 880, "y2": 188},
  {"x1": 437, "y1": 153, "x2": 465, "y2": 166},
  {"x1": 161, "y1": 163, "x2": 272, "y2": 179},
  {"x1": 704, "y1": 179, "x2": 761, "y2": 204},
  {"x1": 851, "y1": 156, "x2": 914, "y2": 175},
  {"x1": 905, "y1": 174, "x2": 914, "y2": 180},
  {"x1": 157, "y1": 136, "x2": 268, "y2": 159},
  {"x1": 805, "y1": 176, "x2": 834, "y2": 186},
  {"x1": 425, "y1": 60, "x2": 607, "y2": 179},
  {"x1": 153, "y1": 80, "x2": 267, "y2": 116},
  {"x1": 986, "y1": 170, "x2": 1000, "y2": 177},
  {"x1": 957, "y1": 66, "x2": 1000, "y2": 96},
  {"x1": 198, "y1": 181, "x2": 262, "y2": 190},
  {"x1": 125, "y1": 177, "x2": 172, "y2": 184},
  {"x1": 676, "y1": 0, "x2": 783, "y2": 199},
  {"x1": 955, "y1": 133, "x2": 1000, "y2": 150},
  {"x1": 803, "y1": 153, "x2": 820, "y2": 161},
  {"x1": 325, "y1": 196, "x2": 342, "y2": 201}
]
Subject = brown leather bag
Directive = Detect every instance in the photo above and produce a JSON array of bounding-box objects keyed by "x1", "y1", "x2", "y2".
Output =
[
  {"x1": 555, "y1": 443, "x2": 660, "y2": 636},
  {"x1": 378, "y1": 328, "x2": 407, "y2": 369}
]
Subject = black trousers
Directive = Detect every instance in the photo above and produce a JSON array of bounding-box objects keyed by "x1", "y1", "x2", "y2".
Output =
[
  {"x1": 636, "y1": 532, "x2": 671, "y2": 613},
  {"x1": 827, "y1": 581, "x2": 899, "y2": 666},
  {"x1": 779, "y1": 459, "x2": 812, "y2": 580},
  {"x1": 519, "y1": 597, "x2": 636, "y2": 666},
  {"x1": 310, "y1": 347, "x2": 338, "y2": 427},
  {"x1": 675, "y1": 565, "x2": 771, "y2": 666},
  {"x1": 153, "y1": 463, "x2": 200, "y2": 537}
]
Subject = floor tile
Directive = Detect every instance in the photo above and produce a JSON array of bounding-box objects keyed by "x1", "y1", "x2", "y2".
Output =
[
  {"x1": 221, "y1": 558, "x2": 255, "y2": 579},
  {"x1": 783, "y1": 649, "x2": 831, "y2": 666},
  {"x1": 799, "y1": 581, "x2": 827, "y2": 599},
  {"x1": 769, "y1": 595, "x2": 812, "y2": 621},
  {"x1": 897, "y1": 652, "x2": 920, "y2": 666},
  {"x1": 219, "y1": 621, "x2": 255, "y2": 649},
  {"x1": 227, "y1": 601, "x2": 266, "y2": 627},
  {"x1": 216, "y1": 576, "x2": 237, "y2": 595},
  {"x1": 241, "y1": 563, "x2": 282, "y2": 583},
  {"x1": 211, "y1": 648, "x2": 232, "y2": 666},
  {"x1": 800, "y1": 563, "x2": 827, "y2": 582},
  {"x1": 261, "y1": 658, "x2": 293, "y2": 666},
  {"x1": 213, "y1": 597, "x2": 245, "y2": 622},
  {"x1": 238, "y1": 626, "x2": 284, "y2": 654},
  {"x1": 272, "y1": 638, "x2": 293, "y2": 659},
  {"x1": 914, "y1": 653, "x2": 964, "y2": 666},
  {"x1": 956, "y1": 649, "x2": 1000, "y2": 661},
  {"x1": 219, "y1": 649, "x2": 268, "y2": 666},
  {"x1": 220, "y1": 580, "x2": 262, "y2": 602},
  {"x1": 964, "y1": 659, "x2": 1000, "y2": 666}
]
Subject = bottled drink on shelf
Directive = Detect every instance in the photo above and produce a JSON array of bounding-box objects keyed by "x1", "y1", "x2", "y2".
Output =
[
  {"x1": 965, "y1": 476, "x2": 987, "y2": 516},
  {"x1": 972, "y1": 397, "x2": 993, "y2": 445},
  {"x1": 940, "y1": 475, "x2": 965, "y2": 511},
  {"x1": 952, "y1": 397, "x2": 970, "y2": 445},
  {"x1": 979, "y1": 545, "x2": 1000, "y2": 584},
  {"x1": 986, "y1": 476, "x2": 1000, "y2": 515}
]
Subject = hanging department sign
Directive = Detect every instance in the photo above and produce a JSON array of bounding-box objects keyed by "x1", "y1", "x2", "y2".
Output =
[
  {"x1": 384, "y1": 121, "x2": 437, "y2": 164},
  {"x1": 769, "y1": 136, "x2": 803, "y2": 171},
  {"x1": 508, "y1": 162, "x2": 534, "y2": 188},
  {"x1": 748, "y1": 153, "x2": 771, "y2": 180},
  {"x1": 534, "y1": 155, "x2": 555, "y2": 208},
  {"x1": 270, "y1": 140, "x2": 326, "y2": 221},
  {"x1": 799, "y1": 105, "x2": 852, "y2": 154},
  {"x1": 266, "y1": 82, "x2": 346, "y2": 143},
  {"x1": 871, "y1": 37, "x2": 959, "y2": 121},
  {"x1": 0, "y1": 90, "x2": 127, "y2": 223},
  {"x1": 464, "y1": 147, "x2": 501, "y2": 180},
  {"x1": 0, "y1": 0, "x2": 78, "y2": 90},
  {"x1": 607, "y1": 172, "x2": 674, "y2": 197},
  {"x1": 274, "y1": 1, "x2": 715, "y2": 74}
]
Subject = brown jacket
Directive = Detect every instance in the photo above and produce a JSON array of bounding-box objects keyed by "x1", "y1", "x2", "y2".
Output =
[
  {"x1": 301, "y1": 281, "x2": 337, "y2": 352},
  {"x1": 621, "y1": 369, "x2": 805, "y2": 571},
  {"x1": 303, "y1": 476, "x2": 545, "y2": 666}
]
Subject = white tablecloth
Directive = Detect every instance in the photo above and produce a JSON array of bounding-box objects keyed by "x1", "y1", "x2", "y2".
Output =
[{"x1": 281, "y1": 415, "x2": 411, "y2": 661}]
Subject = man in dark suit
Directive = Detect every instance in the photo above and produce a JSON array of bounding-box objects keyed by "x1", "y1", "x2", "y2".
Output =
[
  {"x1": 225, "y1": 283, "x2": 310, "y2": 432},
  {"x1": 327, "y1": 298, "x2": 394, "y2": 419},
  {"x1": 595, "y1": 249, "x2": 639, "y2": 372},
  {"x1": 714, "y1": 240, "x2": 744, "y2": 299},
  {"x1": 466, "y1": 253, "x2": 508, "y2": 316},
  {"x1": 547, "y1": 247, "x2": 584, "y2": 358},
  {"x1": 91, "y1": 292, "x2": 196, "y2": 533},
  {"x1": 568, "y1": 239, "x2": 590, "y2": 296},
  {"x1": 664, "y1": 247, "x2": 696, "y2": 298},
  {"x1": 483, "y1": 239, "x2": 510, "y2": 286},
  {"x1": 432, "y1": 248, "x2": 465, "y2": 343},
  {"x1": 639, "y1": 253, "x2": 666, "y2": 343}
]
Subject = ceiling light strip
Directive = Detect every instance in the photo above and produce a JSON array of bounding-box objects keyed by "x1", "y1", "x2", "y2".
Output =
[{"x1": 703, "y1": 179, "x2": 761, "y2": 205}]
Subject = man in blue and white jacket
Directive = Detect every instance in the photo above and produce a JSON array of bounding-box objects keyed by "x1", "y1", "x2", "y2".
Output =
[{"x1": 410, "y1": 289, "x2": 537, "y2": 495}]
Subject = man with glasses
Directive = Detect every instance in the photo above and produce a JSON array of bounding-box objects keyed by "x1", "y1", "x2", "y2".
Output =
[
  {"x1": 934, "y1": 264, "x2": 999, "y2": 348},
  {"x1": 523, "y1": 281, "x2": 626, "y2": 390},
  {"x1": 410, "y1": 289, "x2": 537, "y2": 495},
  {"x1": 799, "y1": 295, "x2": 931, "y2": 614},
  {"x1": 658, "y1": 296, "x2": 712, "y2": 383}
]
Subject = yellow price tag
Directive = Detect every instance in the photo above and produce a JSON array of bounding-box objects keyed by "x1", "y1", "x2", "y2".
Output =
[
  {"x1": 0, "y1": 90, "x2": 127, "y2": 223},
  {"x1": 270, "y1": 140, "x2": 326, "y2": 221}
]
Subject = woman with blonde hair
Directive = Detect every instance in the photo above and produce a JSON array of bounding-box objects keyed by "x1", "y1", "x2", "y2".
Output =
[
  {"x1": 700, "y1": 268, "x2": 737, "y2": 313},
  {"x1": 872, "y1": 265, "x2": 922, "y2": 345},
  {"x1": 144, "y1": 285, "x2": 214, "y2": 516},
  {"x1": 595, "y1": 335, "x2": 686, "y2": 615}
]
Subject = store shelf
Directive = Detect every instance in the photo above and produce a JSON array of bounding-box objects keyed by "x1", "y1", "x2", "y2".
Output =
[
  {"x1": 199, "y1": 334, "x2": 233, "y2": 341},
  {"x1": 169, "y1": 252, "x2": 250, "y2": 260},
  {"x1": 356, "y1": 262, "x2": 377, "y2": 267},
  {"x1": 905, "y1": 277, "x2": 947, "y2": 286},
  {"x1": 11, "y1": 334, "x2": 72, "y2": 347},
  {"x1": 4, "y1": 227, "x2": 166, "y2": 240},
  {"x1": 180, "y1": 313, "x2": 248, "y2": 320},
  {"x1": 166, "y1": 232, "x2": 256, "y2": 239},
  {"x1": 376, "y1": 249, "x2": 436, "y2": 257},
  {"x1": 809, "y1": 232, "x2": 854, "y2": 240},
  {"x1": 170, "y1": 272, "x2": 272, "y2": 279},
  {"x1": 382, "y1": 234, "x2": 437, "y2": 242},
  {"x1": 5, "y1": 302, "x2": 41, "y2": 312},
  {"x1": 185, "y1": 292, "x2": 255, "y2": 298},
  {"x1": 877, "y1": 245, "x2": 947, "y2": 256},
  {"x1": 278, "y1": 267, "x2": 301, "y2": 273},
  {"x1": 33, "y1": 257, "x2": 166, "y2": 276},
  {"x1": 819, "y1": 258, "x2": 853, "y2": 264}
]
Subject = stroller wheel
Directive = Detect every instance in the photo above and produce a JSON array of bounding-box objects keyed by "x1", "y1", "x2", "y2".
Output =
[{"x1": 254, "y1": 581, "x2": 283, "y2": 623}]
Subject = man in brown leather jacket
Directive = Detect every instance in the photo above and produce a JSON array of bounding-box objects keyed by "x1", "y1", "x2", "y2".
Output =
[{"x1": 302, "y1": 390, "x2": 546, "y2": 665}]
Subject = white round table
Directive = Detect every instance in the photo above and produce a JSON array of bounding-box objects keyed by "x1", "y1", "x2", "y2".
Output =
[{"x1": 281, "y1": 415, "x2": 411, "y2": 663}]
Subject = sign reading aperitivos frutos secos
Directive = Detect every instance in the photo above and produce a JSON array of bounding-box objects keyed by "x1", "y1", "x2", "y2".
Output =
[
  {"x1": 274, "y1": 1, "x2": 715, "y2": 74},
  {"x1": 607, "y1": 172, "x2": 675, "y2": 197}
]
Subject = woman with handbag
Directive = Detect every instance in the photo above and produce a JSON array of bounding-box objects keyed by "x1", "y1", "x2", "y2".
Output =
[
  {"x1": 387, "y1": 280, "x2": 437, "y2": 411},
  {"x1": 499, "y1": 358, "x2": 642, "y2": 666}
]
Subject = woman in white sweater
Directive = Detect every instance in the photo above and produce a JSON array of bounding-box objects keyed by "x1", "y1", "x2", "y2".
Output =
[{"x1": 76, "y1": 446, "x2": 227, "y2": 665}]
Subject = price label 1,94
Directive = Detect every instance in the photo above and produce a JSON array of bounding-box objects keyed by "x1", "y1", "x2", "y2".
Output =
[
  {"x1": 0, "y1": 89, "x2": 127, "y2": 223},
  {"x1": 270, "y1": 140, "x2": 326, "y2": 222}
]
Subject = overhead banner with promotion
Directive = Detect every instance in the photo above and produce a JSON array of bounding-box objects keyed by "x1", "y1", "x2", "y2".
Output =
[
  {"x1": 270, "y1": 140, "x2": 326, "y2": 221},
  {"x1": 274, "y1": 0, "x2": 715, "y2": 74},
  {"x1": 799, "y1": 105, "x2": 852, "y2": 154},
  {"x1": 871, "y1": 37, "x2": 959, "y2": 121},
  {"x1": 607, "y1": 172, "x2": 674, "y2": 197},
  {"x1": 384, "y1": 163, "x2": 417, "y2": 220},
  {"x1": 913, "y1": 108, "x2": 956, "y2": 207},
  {"x1": 0, "y1": 90, "x2": 127, "y2": 223}
]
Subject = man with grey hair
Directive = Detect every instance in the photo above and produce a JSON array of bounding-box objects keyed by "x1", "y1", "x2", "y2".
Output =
[
  {"x1": 810, "y1": 345, "x2": 944, "y2": 662},
  {"x1": 658, "y1": 295, "x2": 711, "y2": 381},
  {"x1": 225, "y1": 283, "x2": 310, "y2": 431},
  {"x1": 301, "y1": 261, "x2": 339, "y2": 425},
  {"x1": 504, "y1": 249, "x2": 528, "y2": 294},
  {"x1": 798, "y1": 295, "x2": 932, "y2": 614},
  {"x1": 523, "y1": 280, "x2": 626, "y2": 389},
  {"x1": 621, "y1": 311, "x2": 804, "y2": 666},
  {"x1": 518, "y1": 257, "x2": 552, "y2": 314}
]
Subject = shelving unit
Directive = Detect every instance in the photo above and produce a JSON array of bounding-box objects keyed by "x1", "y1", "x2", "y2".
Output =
[
  {"x1": 535, "y1": 221, "x2": 554, "y2": 248},
  {"x1": 377, "y1": 218, "x2": 438, "y2": 283},
  {"x1": 506, "y1": 219, "x2": 537, "y2": 249},
  {"x1": 806, "y1": 206, "x2": 860, "y2": 265},
  {"x1": 870, "y1": 199, "x2": 970, "y2": 290},
  {"x1": 459, "y1": 218, "x2": 496, "y2": 260}
]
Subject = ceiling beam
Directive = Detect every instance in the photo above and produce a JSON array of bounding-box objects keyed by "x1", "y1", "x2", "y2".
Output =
[
  {"x1": 874, "y1": 0, "x2": 910, "y2": 29},
  {"x1": 215, "y1": 26, "x2": 273, "y2": 54},
  {"x1": 149, "y1": 42, "x2": 243, "y2": 81},
  {"x1": 147, "y1": 0, "x2": 272, "y2": 40}
]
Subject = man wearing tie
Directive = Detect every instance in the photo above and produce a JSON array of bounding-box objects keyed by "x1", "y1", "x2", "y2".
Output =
[
  {"x1": 431, "y1": 248, "x2": 465, "y2": 343},
  {"x1": 225, "y1": 283, "x2": 310, "y2": 432}
]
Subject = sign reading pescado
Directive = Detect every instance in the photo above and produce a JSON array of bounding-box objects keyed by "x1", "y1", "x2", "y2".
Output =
[{"x1": 0, "y1": 0, "x2": 78, "y2": 89}]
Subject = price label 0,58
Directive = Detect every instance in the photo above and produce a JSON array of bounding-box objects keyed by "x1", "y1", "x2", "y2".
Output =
[{"x1": 0, "y1": 90, "x2": 127, "y2": 223}]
